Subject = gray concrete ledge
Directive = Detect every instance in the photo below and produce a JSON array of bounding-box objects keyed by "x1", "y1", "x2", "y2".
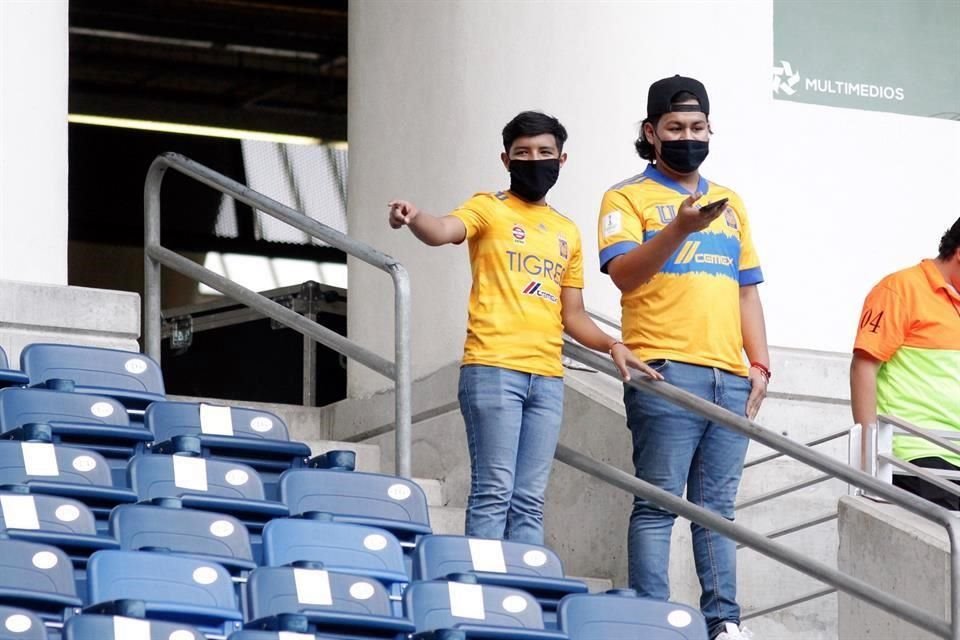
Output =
[{"x1": 0, "y1": 279, "x2": 141, "y2": 362}]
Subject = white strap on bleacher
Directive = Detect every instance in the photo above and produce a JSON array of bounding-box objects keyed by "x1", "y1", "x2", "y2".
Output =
[
  {"x1": 22, "y1": 442, "x2": 59, "y2": 476},
  {"x1": 468, "y1": 538, "x2": 507, "y2": 573},
  {"x1": 0, "y1": 494, "x2": 40, "y2": 530},
  {"x1": 172, "y1": 455, "x2": 208, "y2": 491},
  {"x1": 449, "y1": 581, "x2": 486, "y2": 620},
  {"x1": 294, "y1": 568, "x2": 333, "y2": 606},
  {"x1": 113, "y1": 616, "x2": 151, "y2": 640},
  {"x1": 199, "y1": 403, "x2": 234, "y2": 436}
]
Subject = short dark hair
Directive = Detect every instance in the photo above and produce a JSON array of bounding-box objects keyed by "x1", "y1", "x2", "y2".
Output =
[
  {"x1": 634, "y1": 90, "x2": 701, "y2": 160},
  {"x1": 939, "y1": 217, "x2": 960, "y2": 260},
  {"x1": 502, "y1": 111, "x2": 568, "y2": 153}
]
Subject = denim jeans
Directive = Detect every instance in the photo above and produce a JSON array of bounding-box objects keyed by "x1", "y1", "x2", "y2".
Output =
[
  {"x1": 624, "y1": 360, "x2": 751, "y2": 638},
  {"x1": 458, "y1": 364, "x2": 565, "y2": 544}
]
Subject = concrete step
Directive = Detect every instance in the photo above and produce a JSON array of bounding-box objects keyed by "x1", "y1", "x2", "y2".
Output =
[
  {"x1": 428, "y1": 506, "x2": 465, "y2": 535},
  {"x1": 302, "y1": 440, "x2": 381, "y2": 474},
  {"x1": 414, "y1": 477, "x2": 444, "y2": 507},
  {"x1": 572, "y1": 576, "x2": 613, "y2": 593}
]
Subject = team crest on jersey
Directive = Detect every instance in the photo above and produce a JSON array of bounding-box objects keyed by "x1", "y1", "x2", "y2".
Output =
[
  {"x1": 512, "y1": 224, "x2": 526, "y2": 244},
  {"x1": 558, "y1": 236, "x2": 569, "y2": 259},
  {"x1": 724, "y1": 209, "x2": 739, "y2": 230}
]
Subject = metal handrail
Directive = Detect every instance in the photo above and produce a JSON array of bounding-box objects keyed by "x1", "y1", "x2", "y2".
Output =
[
  {"x1": 143, "y1": 152, "x2": 413, "y2": 477},
  {"x1": 560, "y1": 340, "x2": 960, "y2": 639},
  {"x1": 868, "y1": 415, "x2": 960, "y2": 500}
]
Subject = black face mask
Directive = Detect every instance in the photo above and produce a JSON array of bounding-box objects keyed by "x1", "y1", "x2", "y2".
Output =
[
  {"x1": 508, "y1": 159, "x2": 560, "y2": 202},
  {"x1": 658, "y1": 139, "x2": 709, "y2": 174}
]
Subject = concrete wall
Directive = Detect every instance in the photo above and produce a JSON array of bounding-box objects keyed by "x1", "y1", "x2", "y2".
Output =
[
  {"x1": 838, "y1": 496, "x2": 951, "y2": 640},
  {"x1": 0, "y1": 281, "x2": 141, "y2": 363},
  {"x1": 0, "y1": 0, "x2": 68, "y2": 285},
  {"x1": 346, "y1": 0, "x2": 960, "y2": 397},
  {"x1": 324, "y1": 346, "x2": 854, "y2": 639}
]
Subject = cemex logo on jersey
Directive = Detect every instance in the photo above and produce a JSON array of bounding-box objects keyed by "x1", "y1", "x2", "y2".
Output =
[{"x1": 522, "y1": 281, "x2": 558, "y2": 304}]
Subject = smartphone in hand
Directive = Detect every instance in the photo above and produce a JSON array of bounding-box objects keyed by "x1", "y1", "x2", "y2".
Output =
[{"x1": 699, "y1": 197, "x2": 729, "y2": 216}]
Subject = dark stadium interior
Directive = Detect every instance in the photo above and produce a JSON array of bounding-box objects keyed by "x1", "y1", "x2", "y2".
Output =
[{"x1": 67, "y1": 1, "x2": 350, "y2": 403}]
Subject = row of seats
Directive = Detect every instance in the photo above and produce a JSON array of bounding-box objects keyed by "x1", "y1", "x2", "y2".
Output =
[
  {"x1": 2, "y1": 535, "x2": 706, "y2": 639},
  {"x1": 0, "y1": 343, "x2": 707, "y2": 639}
]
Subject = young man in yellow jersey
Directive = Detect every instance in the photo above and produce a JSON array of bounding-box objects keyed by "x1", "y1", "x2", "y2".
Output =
[
  {"x1": 850, "y1": 217, "x2": 960, "y2": 508},
  {"x1": 388, "y1": 111, "x2": 661, "y2": 545},
  {"x1": 597, "y1": 77, "x2": 770, "y2": 640}
]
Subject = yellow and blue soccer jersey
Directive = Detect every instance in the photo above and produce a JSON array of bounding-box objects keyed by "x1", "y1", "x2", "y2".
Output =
[
  {"x1": 451, "y1": 191, "x2": 584, "y2": 377},
  {"x1": 597, "y1": 164, "x2": 762, "y2": 376}
]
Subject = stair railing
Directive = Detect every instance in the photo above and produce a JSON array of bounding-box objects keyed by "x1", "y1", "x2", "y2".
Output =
[{"x1": 143, "y1": 152, "x2": 413, "y2": 477}]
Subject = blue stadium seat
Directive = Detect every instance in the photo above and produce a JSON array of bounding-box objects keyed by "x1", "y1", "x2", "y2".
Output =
[
  {"x1": 0, "y1": 606, "x2": 47, "y2": 640},
  {"x1": 246, "y1": 565, "x2": 414, "y2": 640},
  {"x1": 558, "y1": 590, "x2": 708, "y2": 640},
  {"x1": 228, "y1": 632, "x2": 345, "y2": 640},
  {"x1": 0, "y1": 489, "x2": 118, "y2": 566},
  {"x1": 110, "y1": 500, "x2": 255, "y2": 576},
  {"x1": 280, "y1": 470, "x2": 431, "y2": 550},
  {"x1": 0, "y1": 439, "x2": 137, "y2": 531},
  {"x1": 144, "y1": 401, "x2": 311, "y2": 499},
  {"x1": 64, "y1": 613, "x2": 204, "y2": 640},
  {"x1": 0, "y1": 387, "x2": 153, "y2": 485},
  {"x1": 86, "y1": 550, "x2": 243, "y2": 637},
  {"x1": 20, "y1": 344, "x2": 165, "y2": 413},
  {"x1": 0, "y1": 540, "x2": 82, "y2": 626},
  {"x1": 0, "y1": 347, "x2": 29, "y2": 390},
  {"x1": 262, "y1": 517, "x2": 408, "y2": 614},
  {"x1": 405, "y1": 578, "x2": 567, "y2": 640},
  {"x1": 127, "y1": 454, "x2": 288, "y2": 535},
  {"x1": 412, "y1": 535, "x2": 587, "y2": 628}
]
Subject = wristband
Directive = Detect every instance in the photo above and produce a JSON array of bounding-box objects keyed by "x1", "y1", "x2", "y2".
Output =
[
  {"x1": 750, "y1": 361, "x2": 772, "y2": 381},
  {"x1": 608, "y1": 340, "x2": 624, "y2": 356}
]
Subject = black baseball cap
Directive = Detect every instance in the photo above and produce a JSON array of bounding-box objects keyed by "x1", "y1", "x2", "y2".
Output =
[{"x1": 647, "y1": 75, "x2": 710, "y2": 118}]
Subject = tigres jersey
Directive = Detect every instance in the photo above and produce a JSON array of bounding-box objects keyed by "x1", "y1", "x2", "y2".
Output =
[
  {"x1": 451, "y1": 191, "x2": 584, "y2": 377},
  {"x1": 597, "y1": 164, "x2": 763, "y2": 376}
]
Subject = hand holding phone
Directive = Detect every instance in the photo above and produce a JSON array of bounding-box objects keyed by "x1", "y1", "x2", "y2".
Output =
[{"x1": 698, "y1": 197, "x2": 729, "y2": 216}]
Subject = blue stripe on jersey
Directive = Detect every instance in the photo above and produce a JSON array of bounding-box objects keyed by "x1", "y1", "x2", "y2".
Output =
[
  {"x1": 599, "y1": 241, "x2": 640, "y2": 273},
  {"x1": 739, "y1": 266, "x2": 764, "y2": 286},
  {"x1": 644, "y1": 229, "x2": 740, "y2": 281},
  {"x1": 642, "y1": 164, "x2": 710, "y2": 196}
]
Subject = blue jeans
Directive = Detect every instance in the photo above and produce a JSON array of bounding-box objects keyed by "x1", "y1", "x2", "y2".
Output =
[
  {"x1": 458, "y1": 365, "x2": 564, "y2": 544},
  {"x1": 624, "y1": 360, "x2": 751, "y2": 638}
]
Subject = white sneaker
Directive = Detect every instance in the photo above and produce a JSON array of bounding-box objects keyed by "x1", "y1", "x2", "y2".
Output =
[{"x1": 715, "y1": 622, "x2": 754, "y2": 640}]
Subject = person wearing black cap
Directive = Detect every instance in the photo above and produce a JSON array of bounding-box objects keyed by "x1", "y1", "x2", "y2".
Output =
[
  {"x1": 596, "y1": 75, "x2": 770, "y2": 640},
  {"x1": 850, "y1": 217, "x2": 960, "y2": 508}
]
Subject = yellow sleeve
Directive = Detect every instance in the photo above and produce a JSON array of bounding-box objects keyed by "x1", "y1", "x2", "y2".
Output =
[
  {"x1": 732, "y1": 195, "x2": 764, "y2": 286},
  {"x1": 449, "y1": 194, "x2": 493, "y2": 240},
  {"x1": 597, "y1": 189, "x2": 645, "y2": 273},
  {"x1": 562, "y1": 227, "x2": 584, "y2": 289}
]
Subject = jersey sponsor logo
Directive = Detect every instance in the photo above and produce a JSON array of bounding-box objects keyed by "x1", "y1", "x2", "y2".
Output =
[
  {"x1": 522, "y1": 281, "x2": 558, "y2": 304},
  {"x1": 602, "y1": 211, "x2": 622, "y2": 238},
  {"x1": 675, "y1": 240, "x2": 734, "y2": 267},
  {"x1": 724, "y1": 209, "x2": 739, "y2": 230},
  {"x1": 558, "y1": 236, "x2": 569, "y2": 259},
  {"x1": 507, "y1": 250, "x2": 566, "y2": 285},
  {"x1": 512, "y1": 224, "x2": 526, "y2": 244}
]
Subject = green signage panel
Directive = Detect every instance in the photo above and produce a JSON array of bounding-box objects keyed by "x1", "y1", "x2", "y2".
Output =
[{"x1": 773, "y1": 0, "x2": 960, "y2": 120}]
